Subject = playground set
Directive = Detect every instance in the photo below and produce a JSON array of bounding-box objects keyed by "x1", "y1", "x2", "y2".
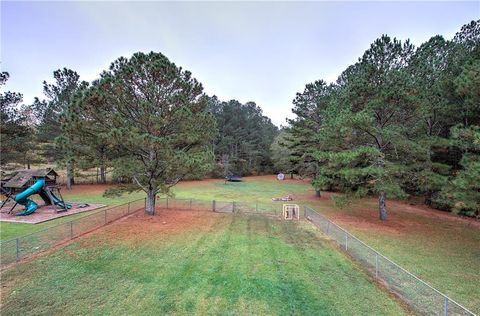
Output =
[
  {"x1": 0, "y1": 168, "x2": 105, "y2": 224},
  {"x1": 0, "y1": 168, "x2": 70, "y2": 216}
]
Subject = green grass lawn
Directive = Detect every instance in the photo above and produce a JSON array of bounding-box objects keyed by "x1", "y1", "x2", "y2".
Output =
[
  {"x1": 1, "y1": 175, "x2": 478, "y2": 313},
  {"x1": 306, "y1": 198, "x2": 480, "y2": 314},
  {"x1": 171, "y1": 177, "x2": 309, "y2": 203},
  {"x1": 0, "y1": 212, "x2": 406, "y2": 315}
]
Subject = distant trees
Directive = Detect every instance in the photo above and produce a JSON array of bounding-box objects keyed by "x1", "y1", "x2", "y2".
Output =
[
  {"x1": 270, "y1": 129, "x2": 295, "y2": 178},
  {"x1": 0, "y1": 72, "x2": 34, "y2": 168},
  {"x1": 209, "y1": 97, "x2": 278, "y2": 176},
  {"x1": 281, "y1": 20, "x2": 480, "y2": 219},
  {"x1": 34, "y1": 68, "x2": 89, "y2": 189}
]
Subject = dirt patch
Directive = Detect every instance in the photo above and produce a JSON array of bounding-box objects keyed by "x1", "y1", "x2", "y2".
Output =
[
  {"x1": 387, "y1": 199, "x2": 480, "y2": 228},
  {"x1": 325, "y1": 209, "x2": 408, "y2": 235},
  {"x1": 298, "y1": 191, "x2": 480, "y2": 235},
  {"x1": 79, "y1": 208, "x2": 227, "y2": 248},
  {"x1": 0, "y1": 208, "x2": 224, "y2": 271},
  {"x1": 323, "y1": 197, "x2": 480, "y2": 232},
  {"x1": 294, "y1": 191, "x2": 336, "y2": 202}
]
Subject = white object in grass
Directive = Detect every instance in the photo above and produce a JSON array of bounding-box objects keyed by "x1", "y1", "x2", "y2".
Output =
[{"x1": 283, "y1": 204, "x2": 299, "y2": 220}]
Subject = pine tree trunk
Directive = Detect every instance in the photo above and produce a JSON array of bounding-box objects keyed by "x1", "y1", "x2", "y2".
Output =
[
  {"x1": 66, "y1": 161, "x2": 74, "y2": 190},
  {"x1": 290, "y1": 173, "x2": 293, "y2": 179},
  {"x1": 315, "y1": 189, "x2": 321, "y2": 198},
  {"x1": 424, "y1": 145, "x2": 433, "y2": 205},
  {"x1": 145, "y1": 189, "x2": 156, "y2": 215},
  {"x1": 379, "y1": 191, "x2": 387, "y2": 221},
  {"x1": 100, "y1": 164, "x2": 106, "y2": 184}
]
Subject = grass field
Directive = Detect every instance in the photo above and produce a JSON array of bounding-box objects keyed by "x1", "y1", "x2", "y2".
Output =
[
  {"x1": 0, "y1": 210, "x2": 407, "y2": 315},
  {"x1": 0, "y1": 177, "x2": 306, "y2": 240},
  {"x1": 1, "y1": 175, "x2": 478, "y2": 313}
]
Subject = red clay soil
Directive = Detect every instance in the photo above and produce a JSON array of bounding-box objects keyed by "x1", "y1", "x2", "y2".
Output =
[
  {"x1": 292, "y1": 186, "x2": 480, "y2": 234},
  {"x1": 337, "y1": 198, "x2": 477, "y2": 231},
  {"x1": 79, "y1": 208, "x2": 228, "y2": 248},
  {"x1": 302, "y1": 194, "x2": 480, "y2": 235},
  {"x1": 1, "y1": 208, "x2": 225, "y2": 271},
  {"x1": 387, "y1": 199, "x2": 480, "y2": 227}
]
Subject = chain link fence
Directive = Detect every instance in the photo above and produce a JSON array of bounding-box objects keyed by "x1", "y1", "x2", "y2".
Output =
[
  {"x1": 0, "y1": 198, "x2": 146, "y2": 267},
  {"x1": 156, "y1": 198, "x2": 284, "y2": 217},
  {"x1": 304, "y1": 206, "x2": 476, "y2": 316}
]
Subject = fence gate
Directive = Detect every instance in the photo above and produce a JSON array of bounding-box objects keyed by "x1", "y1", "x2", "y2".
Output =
[
  {"x1": 283, "y1": 204, "x2": 300, "y2": 220},
  {"x1": 213, "y1": 201, "x2": 234, "y2": 213}
]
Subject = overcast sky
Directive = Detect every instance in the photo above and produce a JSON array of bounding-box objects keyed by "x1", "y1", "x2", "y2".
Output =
[{"x1": 2, "y1": 1, "x2": 479, "y2": 126}]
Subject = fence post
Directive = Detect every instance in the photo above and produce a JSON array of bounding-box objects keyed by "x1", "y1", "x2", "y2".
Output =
[
  {"x1": 15, "y1": 238, "x2": 20, "y2": 261},
  {"x1": 144, "y1": 197, "x2": 147, "y2": 210},
  {"x1": 444, "y1": 297, "x2": 449, "y2": 316},
  {"x1": 166, "y1": 197, "x2": 169, "y2": 209},
  {"x1": 212, "y1": 200, "x2": 216, "y2": 212},
  {"x1": 127, "y1": 202, "x2": 131, "y2": 214},
  {"x1": 104, "y1": 209, "x2": 107, "y2": 224},
  {"x1": 375, "y1": 253, "x2": 378, "y2": 278},
  {"x1": 232, "y1": 201, "x2": 236, "y2": 213},
  {"x1": 70, "y1": 221, "x2": 74, "y2": 239},
  {"x1": 345, "y1": 234, "x2": 348, "y2": 251}
]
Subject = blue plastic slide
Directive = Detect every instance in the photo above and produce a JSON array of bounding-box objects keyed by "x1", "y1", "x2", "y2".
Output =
[
  {"x1": 45, "y1": 190, "x2": 72, "y2": 209},
  {"x1": 15, "y1": 179, "x2": 45, "y2": 216}
]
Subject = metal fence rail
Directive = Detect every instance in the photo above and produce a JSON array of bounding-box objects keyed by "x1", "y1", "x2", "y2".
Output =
[
  {"x1": 304, "y1": 206, "x2": 476, "y2": 316},
  {"x1": 157, "y1": 197, "x2": 285, "y2": 217},
  {"x1": 0, "y1": 198, "x2": 146, "y2": 267}
]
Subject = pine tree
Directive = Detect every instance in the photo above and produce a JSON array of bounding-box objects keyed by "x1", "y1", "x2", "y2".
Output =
[
  {"x1": 35, "y1": 68, "x2": 88, "y2": 189},
  {"x1": 76, "y1": 52, "x2": 216, "y2": 215},
  {"x1": 0, "y1": 72, "x2": 33, "y2": 168}
]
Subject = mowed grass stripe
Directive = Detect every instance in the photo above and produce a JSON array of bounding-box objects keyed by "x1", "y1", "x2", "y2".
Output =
[
  {"x1": 161, "y1": 214, "x2": 237, "y2": 313},
  {"x1": 1, "y1": 213, "x2": 407, "y2": 315}
]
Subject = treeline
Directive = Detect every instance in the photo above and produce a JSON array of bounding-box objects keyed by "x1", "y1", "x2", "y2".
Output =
[
  {"x1": 1, "y1": 55, "x2": 278, "y2": 191},
  {"x1": 272, "y1": 20, "x2": 479, "y2": 218},
  {"x1": 208, "y1": 97, "x2": 278, "y2": 177}
]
